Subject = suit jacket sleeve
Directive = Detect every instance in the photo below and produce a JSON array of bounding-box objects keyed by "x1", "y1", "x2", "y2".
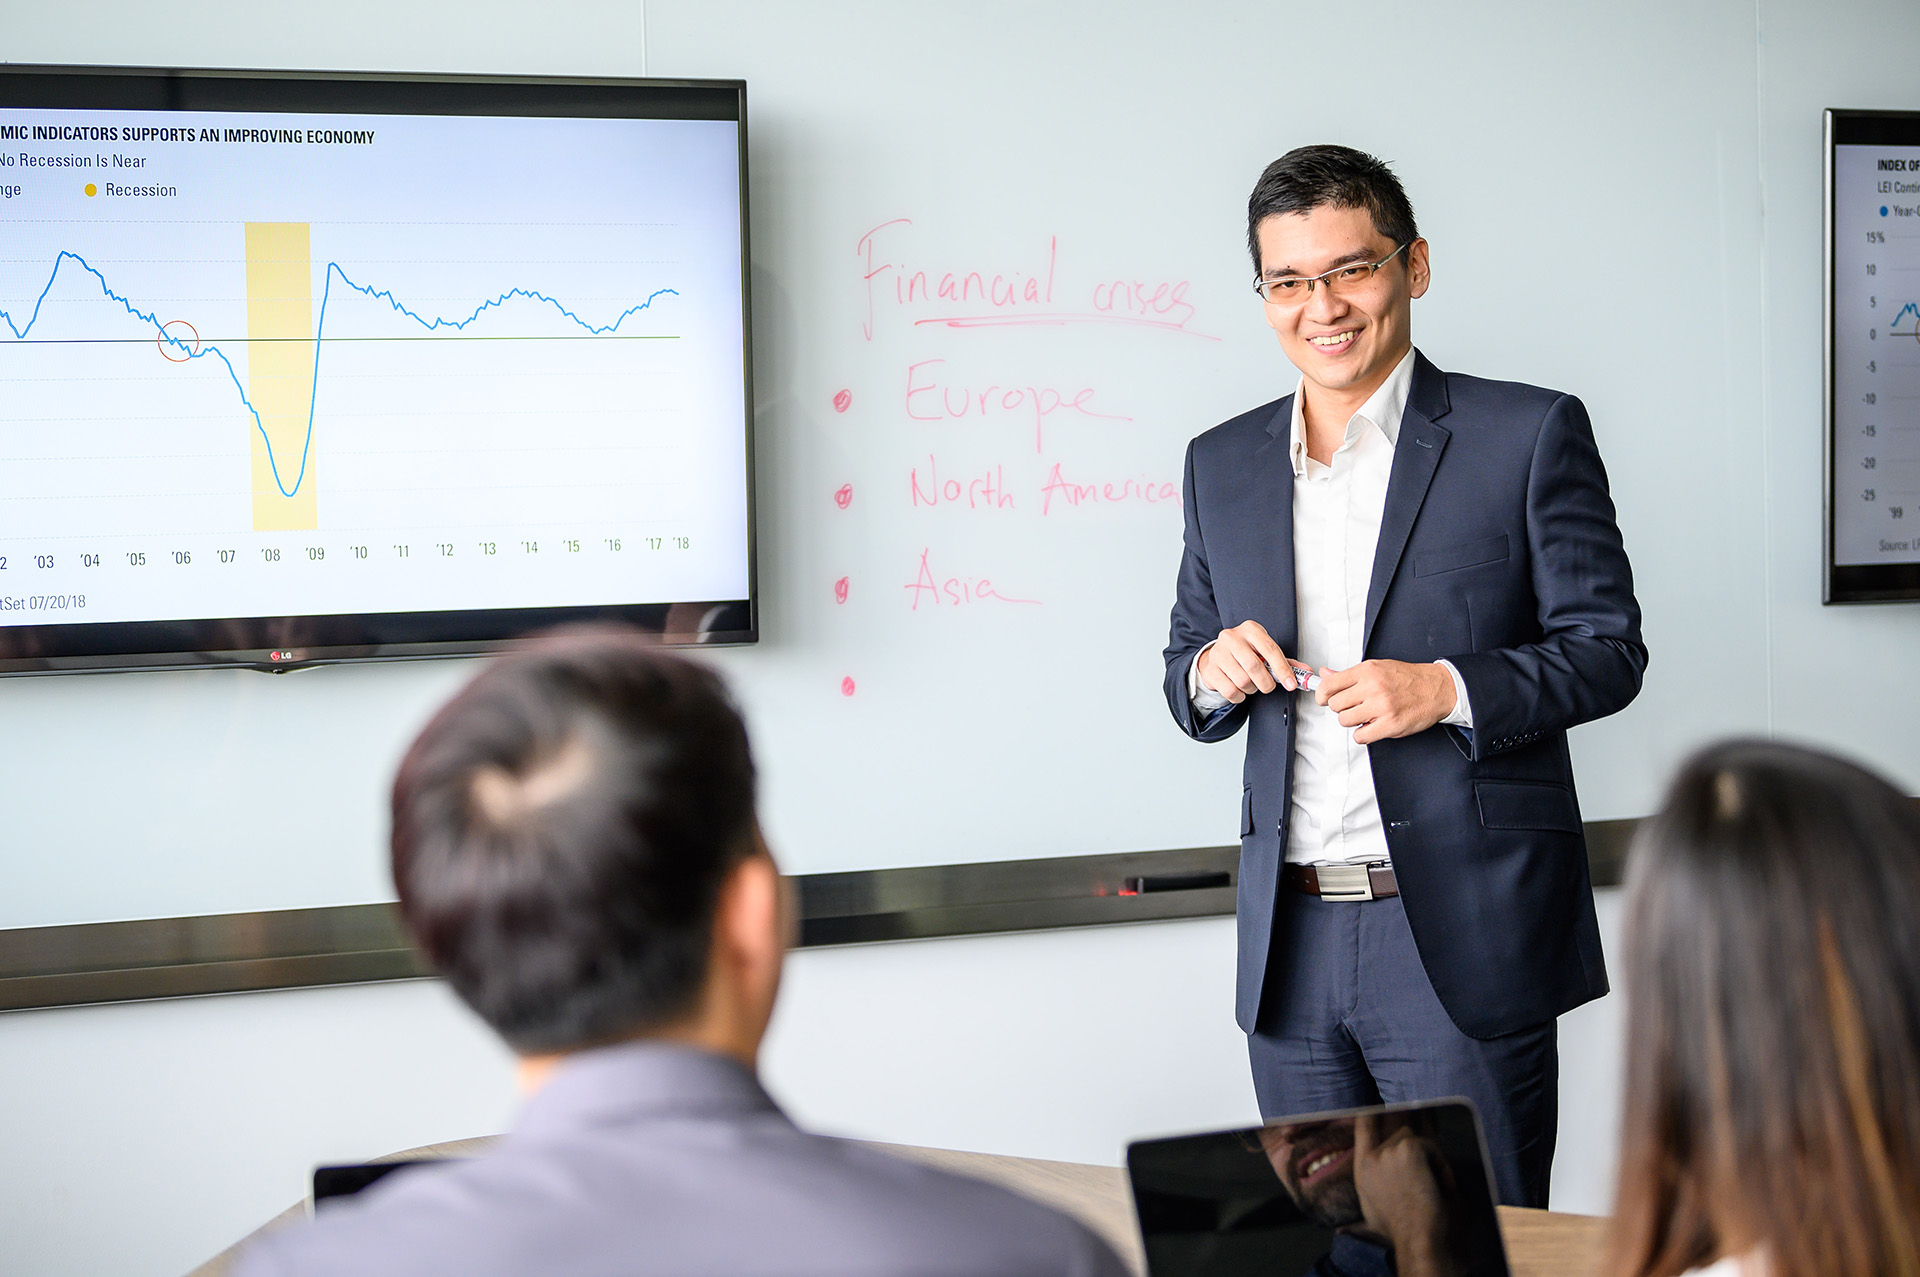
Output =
[
  {"x1": 1163, "y1": 438, "x2": 1249, "y2": 743},
  {"x1": 1445, "y1": 393, "x2": 1646, "y2": 759}
]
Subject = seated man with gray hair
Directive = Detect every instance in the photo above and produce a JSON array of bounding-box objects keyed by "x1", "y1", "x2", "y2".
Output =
[{"x1": 236, "y1": 630, "x2": 1127, "y2": 1276}]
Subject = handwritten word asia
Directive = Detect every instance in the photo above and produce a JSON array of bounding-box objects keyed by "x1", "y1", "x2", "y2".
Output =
[{"x1": 903, "y1": 548, "x2": 1040, "y2": 610}]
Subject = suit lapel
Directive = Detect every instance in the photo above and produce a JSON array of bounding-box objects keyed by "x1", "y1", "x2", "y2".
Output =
[
  {"x1": 1363, "y1": 353, "x2": 1452, "y2": 650},
  {"x1": 1254, "y1": 396, "x2": 1298, "y2": 652}
]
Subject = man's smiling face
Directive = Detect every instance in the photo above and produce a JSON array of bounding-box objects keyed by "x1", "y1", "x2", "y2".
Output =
[
  {"x1": 1258, "y1": 1117, "x2": 1365, "y2": 1230},
  {"x1": 1254, "y1": 203, "x2": 1428, "y2": 404}
]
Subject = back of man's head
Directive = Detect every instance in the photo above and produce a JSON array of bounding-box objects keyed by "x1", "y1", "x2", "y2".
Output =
[{"x1": 390, "y1": 630, "x2": 757, "y2": 1056}]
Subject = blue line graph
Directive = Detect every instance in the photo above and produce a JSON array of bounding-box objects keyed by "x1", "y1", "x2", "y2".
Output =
[
  {"x1": 0, "y1": 251, "x2": 679, "y2": 499},
  {"x1": 1892, "y1": 301, "x2": 1920, "y2": 333}
]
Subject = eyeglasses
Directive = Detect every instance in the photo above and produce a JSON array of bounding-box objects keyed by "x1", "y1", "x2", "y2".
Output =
[{"x1": 1253, "y1": 243, "x2": 1410, "y2": 305}]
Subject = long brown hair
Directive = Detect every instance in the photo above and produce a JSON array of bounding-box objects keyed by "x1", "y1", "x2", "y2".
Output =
[{"x1": 1607, "y1": 740, "x2": 1920, "y2": 1277}]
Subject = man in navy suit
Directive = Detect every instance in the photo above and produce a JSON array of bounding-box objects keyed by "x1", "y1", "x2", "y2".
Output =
[{"x1": 1163, "y1": 146, "x2": 1645, "y2": 1208}]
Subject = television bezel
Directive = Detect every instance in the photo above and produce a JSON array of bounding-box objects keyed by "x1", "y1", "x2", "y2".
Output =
[
  {"x1": 1825, "y1": 108, "x2": 1920, "y2": 604},
  {"x1": 0, "y1": 63, "x2": 758, "y2": 672}
]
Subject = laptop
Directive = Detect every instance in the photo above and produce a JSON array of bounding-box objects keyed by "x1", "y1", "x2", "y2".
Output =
[
  {"x1": 310, "y1": 1159, "x2": 459, "y2": 1213},
  {"x1": 1127, "y1": 1098, "x2": 1511, "y2": 1277}
]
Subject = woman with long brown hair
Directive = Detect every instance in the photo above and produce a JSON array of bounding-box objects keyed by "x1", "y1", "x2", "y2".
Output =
[{"x1": 1607, "y1": 739, "x2": 1920, "y2": 1277}]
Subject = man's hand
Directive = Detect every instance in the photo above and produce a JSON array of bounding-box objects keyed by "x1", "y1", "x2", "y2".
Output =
[
  {"x1": 1197, "y1": 621, "x2": 1296, "y2": 703},
  {"x1": 1315, "y1": 660, "x2": 1455, "y2": 744},
  {"x1": 1352, "y1": 1115, "x2": 1457, "y2": 1277}
]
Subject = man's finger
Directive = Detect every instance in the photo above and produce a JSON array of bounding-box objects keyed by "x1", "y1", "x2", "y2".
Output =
[
  {"x1": 1324, "y1": 685, "x2": 1366, "y2": 714},
  {"x1": 1352, "y1": 717, "x2": 1392, "y2": 745},
  {"x1": 1314, "y1": 664, "x2": 1361, "y2": 705},
  {"x1": 1231, "y1": 647, "x2": 1278, "y2": 693},
  {"x1": 1206, "y1": 640, "x2": 1254, "y2": 687},
  {"x1": 1353, "y1": 1115, "x2": 1378, "y2": 1158},
  {"x1": 1197, "y1": 651, "x2": 1248, "y2": 702},
  {"x1": 1240, "y1": 627, "x2": 1296, "y2": 691}
]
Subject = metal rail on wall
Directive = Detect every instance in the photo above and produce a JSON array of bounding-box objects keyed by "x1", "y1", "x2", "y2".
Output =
[{"x1": 0, "y1": 822, "x2": 1640, "y2": 1013}]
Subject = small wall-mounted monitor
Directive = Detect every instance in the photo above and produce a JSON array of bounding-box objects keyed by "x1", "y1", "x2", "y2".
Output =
[
  {"x1": 1826, "y1": 108, "x2": 1920, "y2": 603},
  {"x1": 0, "y1": 65, "x2": 755, "y2": 672}
]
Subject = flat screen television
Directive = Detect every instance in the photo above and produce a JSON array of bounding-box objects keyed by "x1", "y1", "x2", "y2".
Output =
[
  {"x1": 0, "y1": 65, "x2": 755, "y2": 672},
  {"x1": 1826, "y1": 107, "x2": 1920, "y2": 603}
]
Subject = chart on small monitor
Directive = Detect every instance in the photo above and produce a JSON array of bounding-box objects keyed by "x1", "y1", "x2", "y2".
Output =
[
  {"x1": 1829, "y1": 110, "x2": 1920, "y2": 600},
  {"x1": 0, "y1": 103, "x2": 750, "y2": 635}
]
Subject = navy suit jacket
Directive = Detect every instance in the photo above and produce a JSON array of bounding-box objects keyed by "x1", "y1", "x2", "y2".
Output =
[{"x1": 1163, "y1": 351, "x2": 1645, "y2": 1040}]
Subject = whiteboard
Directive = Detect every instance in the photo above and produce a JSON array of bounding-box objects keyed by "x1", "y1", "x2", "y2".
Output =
[{"x1": 5, "y1": 0, "x2": 1905, "y2": 932}]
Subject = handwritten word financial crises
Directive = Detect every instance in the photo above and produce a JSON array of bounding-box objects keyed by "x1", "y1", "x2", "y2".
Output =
[{"x1": 857, "y1": 218, "x2": 1211, "y2": 340}]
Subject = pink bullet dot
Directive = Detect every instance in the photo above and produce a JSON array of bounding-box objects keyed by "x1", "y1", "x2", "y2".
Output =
[
  {"x1": 834, "y1": 484, "x2": 853, "y2": 509},
  {"x1": 840, "y1": 677, "x2": 857, "y2": 697},
  {"x1": 833, "y1": 389, "x2": 852, "y2": 413},
  {"x1": 834, "y1": 576, "x2": 850, "y2": 604}
]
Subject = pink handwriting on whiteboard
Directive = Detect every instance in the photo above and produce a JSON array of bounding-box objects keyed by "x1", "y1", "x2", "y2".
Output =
[
  {"x1": 903, "y1": 359, "x2": 1132, "y2": 452},
  {"x1": 1091, "y1": 279, "x2": 1197, "y2": 328},
  {"x1": 856, "y1": 218, "x2": 1217, "y2": 341},
  {"x1": 858, "y1": 218, "x2": 1054, "y2": 340},
  {"x1": 910, "y1": 455, "x2": 1014, "y2": 510},
  {"x1": 903, "y1": 548, "x2": 1042, "y2": 610},
  {"x1": 1040, "y1": 463, "x2": 1181, "y2": 515}
]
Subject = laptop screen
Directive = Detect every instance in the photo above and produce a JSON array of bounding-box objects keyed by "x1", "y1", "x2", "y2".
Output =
[{"x1": 1127, "y1": 1099, "x2": 1511, "y2": 1277}]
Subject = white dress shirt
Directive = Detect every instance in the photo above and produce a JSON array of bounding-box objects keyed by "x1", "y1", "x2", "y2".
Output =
[{"x1": 1187, "y1": 348, "x2": 1472, "y2": 867}]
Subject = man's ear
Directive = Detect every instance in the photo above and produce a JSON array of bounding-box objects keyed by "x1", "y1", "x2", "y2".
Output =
[
  {"x1": 716, "y1": 851, "x2": 781, "y2": 971},
  {"x1": 710, "y1": 839, "x2": 785, "y2": 1055},
  {"x1": 1407, "y1": 237, "x2": 1431, "y2": 300}
]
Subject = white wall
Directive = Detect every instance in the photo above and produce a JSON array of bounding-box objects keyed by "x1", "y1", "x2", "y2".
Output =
[
  {"x1": 1758, "y1": 0, "x2": 1920, "y2": 768},
  {"x1": 0, "y1": 920, "x2": 1246, "y2": 1277},
  {"x1": 0, "y1": 899, "x2": 1629, "y2": 1277},
  {"x1": 4, "y1": 1, "x2": 1919, "y2": 1273}
]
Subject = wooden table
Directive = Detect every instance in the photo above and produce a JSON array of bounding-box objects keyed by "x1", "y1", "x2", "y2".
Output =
[{"x1": 190, "y1": 1136, "x2": 1606, "y2": 1277}]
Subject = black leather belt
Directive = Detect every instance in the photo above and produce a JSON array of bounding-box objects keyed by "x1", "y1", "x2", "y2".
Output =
[{"x1": 1283, "y1": 862, "x2": 1398, "y2": 901}]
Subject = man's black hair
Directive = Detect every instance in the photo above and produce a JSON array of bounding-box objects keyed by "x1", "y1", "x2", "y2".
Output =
[
  {"x1": 390, "y1": 630, "x2": 758, "y2": 1054},
  {"x1": 1246, "y1": 145, "x2": 1419, "y2": 274}
]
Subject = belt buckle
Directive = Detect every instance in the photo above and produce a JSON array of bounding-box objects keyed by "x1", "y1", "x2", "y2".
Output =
[{"x1": 1316, "y1": 863, "x2": 1374, "y2": 902}]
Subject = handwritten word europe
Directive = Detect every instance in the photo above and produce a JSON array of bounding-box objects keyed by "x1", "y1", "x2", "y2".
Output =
[{"x1": 903, "y1": 359, "x2": 1131, "y2": 452}]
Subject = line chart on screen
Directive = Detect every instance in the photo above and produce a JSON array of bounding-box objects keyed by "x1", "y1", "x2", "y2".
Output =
[
  {"x1": 2, "y1": 237, "x2": 681, "y2": 525},
  {"x1": 0, "y1": 218, "x2": 739, "y2": 627}
]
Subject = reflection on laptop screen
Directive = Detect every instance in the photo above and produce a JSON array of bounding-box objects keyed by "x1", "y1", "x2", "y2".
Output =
[{"x1": 1127, "y1": 1098, "x2": 1510, "y2": 1277}]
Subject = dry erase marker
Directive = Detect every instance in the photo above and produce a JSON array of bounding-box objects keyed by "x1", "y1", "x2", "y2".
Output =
[{"x1": 1288, "y1": 662, "x2": 1320, "y2": 693}]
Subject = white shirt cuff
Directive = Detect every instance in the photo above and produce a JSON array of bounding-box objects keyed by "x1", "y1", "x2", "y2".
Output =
[
  {"x1": 1436, "y1": 659, "x2": 1474, "y2": 728},
  {"x1": 1187, "y1": 642, "x2": 1233, "y2": 712}
]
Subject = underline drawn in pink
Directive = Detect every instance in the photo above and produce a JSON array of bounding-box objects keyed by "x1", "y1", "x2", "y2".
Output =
[{"x1": 911, "y1": 311, "x2": 1220, "y2": 339}]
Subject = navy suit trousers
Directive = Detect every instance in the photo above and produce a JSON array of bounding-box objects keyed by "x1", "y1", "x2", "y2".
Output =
[{"x1": 1247, "y1": 890, "x2": 1558, "y2": 1209}]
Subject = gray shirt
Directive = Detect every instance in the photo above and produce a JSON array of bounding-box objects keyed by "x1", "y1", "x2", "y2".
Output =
[{"x1": 233, "y1": 1041, "x2": 1129, "y2": 1276}]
